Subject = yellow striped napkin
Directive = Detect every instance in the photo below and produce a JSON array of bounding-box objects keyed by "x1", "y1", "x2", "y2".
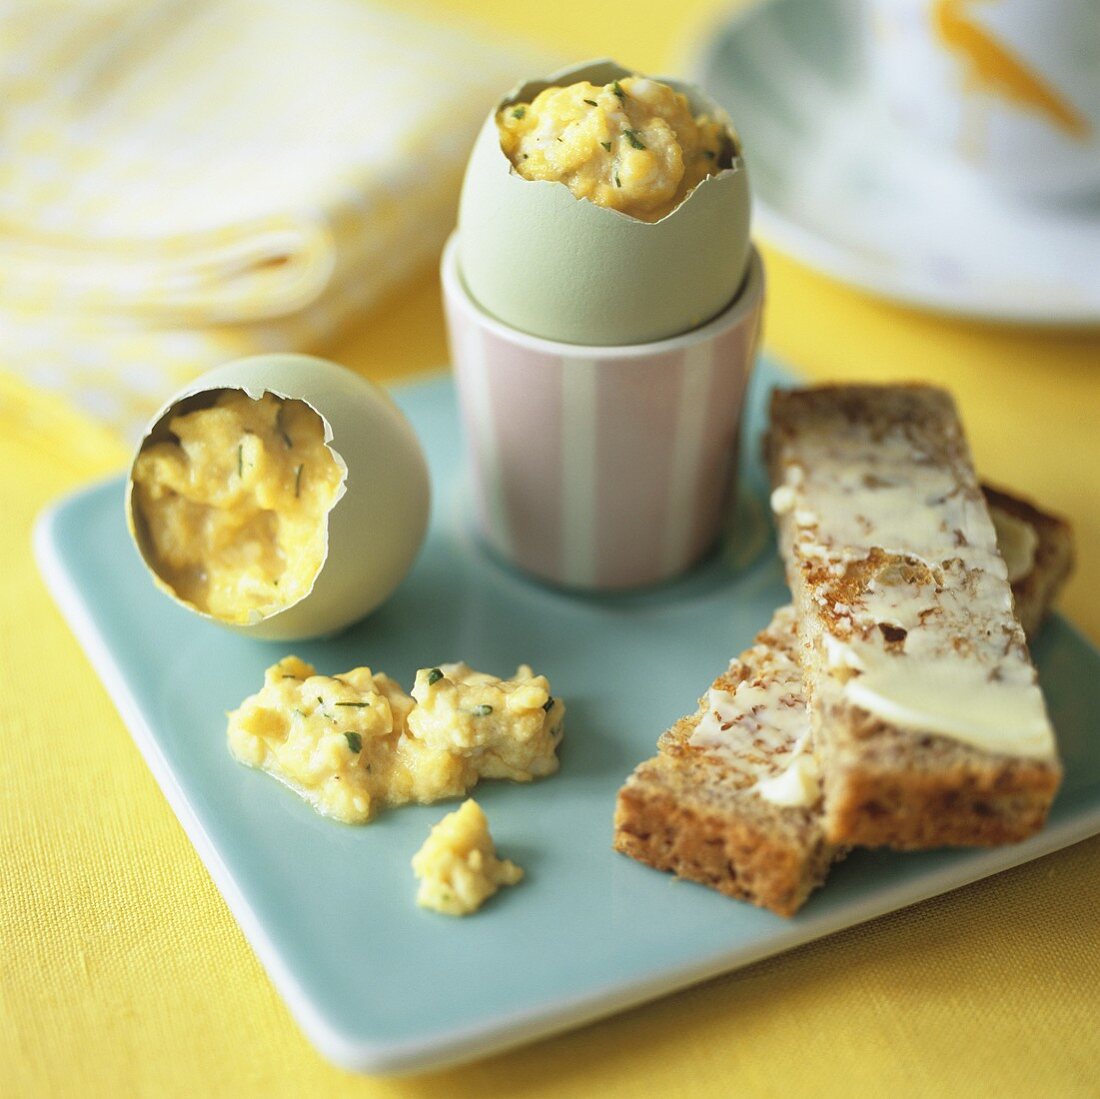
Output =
[{"x1": 0, "y1": 0, "x2": 538, "y2": 436}]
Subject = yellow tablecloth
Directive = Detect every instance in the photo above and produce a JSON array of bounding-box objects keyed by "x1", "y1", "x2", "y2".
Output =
[{"x1": 3, "y1": 1, "x2": 1099, "y2": 1095}]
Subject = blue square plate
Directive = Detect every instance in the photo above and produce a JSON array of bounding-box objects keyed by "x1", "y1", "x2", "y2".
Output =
[{"x1": 35, "y1": 357, "x2": 1100, "y2": 1075}]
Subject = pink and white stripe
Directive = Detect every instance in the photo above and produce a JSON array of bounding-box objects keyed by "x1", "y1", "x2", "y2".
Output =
[{"x1": 443, "y1": 235, "x2": 765, "y2": 590}]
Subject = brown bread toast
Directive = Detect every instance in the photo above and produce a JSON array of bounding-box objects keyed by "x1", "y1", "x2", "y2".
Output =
[
  {"x1": 766, "y1": 385, "x2": 1062, "y2": 850},
  {"x1": 613, "y1": 475, "x2": 1072, "y2": 915}
]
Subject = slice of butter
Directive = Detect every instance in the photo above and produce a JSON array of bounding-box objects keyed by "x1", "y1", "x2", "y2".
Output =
[
  {"x1": 752, "y1": 746, "x2": 821, "y2": 808},
  {"x1": 844, "y1": 658, "x2": 1052, "y2": 758}
]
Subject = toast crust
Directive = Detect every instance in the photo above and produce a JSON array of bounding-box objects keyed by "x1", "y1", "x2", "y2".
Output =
[{"x1": 983, "y1": 483, "x2": 1074, "y2": 640}]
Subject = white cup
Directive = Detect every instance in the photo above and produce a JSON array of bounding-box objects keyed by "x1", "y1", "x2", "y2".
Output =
[{"x1": 865, "y1": 0, "x2": 1100, "y2": 199}]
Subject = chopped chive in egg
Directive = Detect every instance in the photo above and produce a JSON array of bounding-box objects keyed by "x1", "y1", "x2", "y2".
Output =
[
  {"x1": 512, "y1": 105, "x2": 526, "y2": 119},
  {"x1": 294, "y1": 464, "x2": 303, "y2": 498},
  {"x1": 344, "y1": 731, "x2": 363, "y2": 754},
  {"x1": 335, "y1": 702, "x2": 370, "y2": 708},
  {"x1": 623, "y1": 129, "x2": 646, "y2": 150},
  {"x1": 600, "y1": 141, "x2": 611, "y2": 152},
  {"x1": 612, "y1": 81, "x2": 625, "y2": 100},
  {"x1": 472, "y1": 704, "x2": 493, "y2": 716},
  {"x1": 615, "y1": 173, "x2": 622, "y2": 187},
  {"x1": 427, "y1": 668, "x2": 444, "y2": 686},
  {"x1": 276, "y1": 405, "x2": 293, "y2": 448},
  {"x1": 237, "y1": 444, "x2": 243, "y2": 478},
  {"x1": 281, "y1": 674, "x2": 301, "y2": 680},
  {"x1": 542, "y1": 697, "x2": 555, "y2": 712},
  {"x1": 584, "y1": 98, "x2": 598, "y2": 107}
]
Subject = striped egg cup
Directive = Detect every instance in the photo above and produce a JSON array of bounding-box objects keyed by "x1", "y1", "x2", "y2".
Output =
[{"x1": 442, "y1": 234, "x2": 765, "y2": 591}]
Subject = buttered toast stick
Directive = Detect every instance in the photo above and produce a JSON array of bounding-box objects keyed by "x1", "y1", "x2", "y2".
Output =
[
  {"x1": 767, "y1": 386, "x2": 1061, "y2": 849},
  {"x1": 614, "y1": 606, "x2": 842, "y2": 917}
]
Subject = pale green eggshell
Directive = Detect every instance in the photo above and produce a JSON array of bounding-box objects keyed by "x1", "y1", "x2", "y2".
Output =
[
  {"x1": 458, "y1": 59, "x2": 752, "y2": 346},
  {"x1": 125, "y1": 354, "x2": 430, "y2": 642}
]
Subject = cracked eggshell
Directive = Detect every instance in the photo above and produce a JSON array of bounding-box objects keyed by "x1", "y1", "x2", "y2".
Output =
[
  {"x1": 457, "y1": 58, "x2": 752, "y2": 347},
  {"x1": 125, "y1": 353, "x2": 430, "y2": 642}
]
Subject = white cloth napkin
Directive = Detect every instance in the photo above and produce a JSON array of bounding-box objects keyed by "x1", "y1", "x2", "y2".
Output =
[{"x1": 0, "y1": 0, "x2": 538, "y2": 435}]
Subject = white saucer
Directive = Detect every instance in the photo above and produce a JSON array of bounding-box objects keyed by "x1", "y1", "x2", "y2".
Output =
[{"x1": 687, "y1": 0, "x2": 1100, "y2": 325}]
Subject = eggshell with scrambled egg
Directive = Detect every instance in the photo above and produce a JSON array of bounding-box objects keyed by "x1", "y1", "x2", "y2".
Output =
[
  {"x1": 125, "y1": 353, "x2": 430, "y2": 641},
  {"x1": 458, "y1": 59, "x2": 751, "y2": 346}
]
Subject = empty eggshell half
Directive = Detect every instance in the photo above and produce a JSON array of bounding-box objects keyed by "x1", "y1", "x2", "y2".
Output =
[
  {"x1": 125, "y1": 353, "x2": 430, "y2": 641},
  {"x1": 458, "y1": 58, "x2": 752, "y2": 346}
]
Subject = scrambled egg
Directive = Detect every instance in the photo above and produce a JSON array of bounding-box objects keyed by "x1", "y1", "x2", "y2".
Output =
[
  {"x1": 131, "y1": 391, "x2": 344, "y2": 624},
  {"x1": 227, "y1": 658, "x2": 564, "y2": 824},
  {"x1": 497, "y1": 75, "x2": 731, "y2": 222},
  {"x1": 409, "y1": 662, "x2": 563, "y2": 782},
  {"x1": 412, "y1": 799, "x2": 523, "y2": 916}
]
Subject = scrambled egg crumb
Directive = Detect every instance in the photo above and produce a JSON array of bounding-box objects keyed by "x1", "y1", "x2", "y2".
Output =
[
  {"x1": 227, "y1": 658, "x2": 564, "y2": 824},
  {"x1": 412, "y1": 799, "x2": 523, "y2": 916},
  {"x1": 131, "y1": 391, "x2": 344, "y2": 624},
  {"x1": 497, "y1": 75, "x2": 731, "y2": 222}
]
